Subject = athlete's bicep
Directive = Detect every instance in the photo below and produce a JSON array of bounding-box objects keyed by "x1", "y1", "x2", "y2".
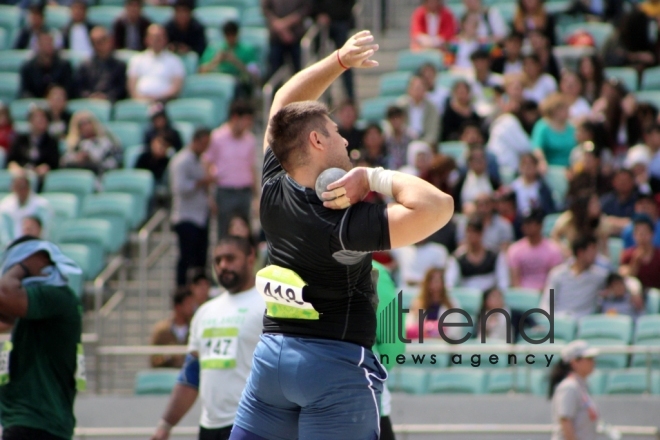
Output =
[
  {"x1": 262, "y1": 146, "x2": 284, "y2": 185},
  {"x1": 338, "y1": 203, "x2": 391, "y2": 252}
]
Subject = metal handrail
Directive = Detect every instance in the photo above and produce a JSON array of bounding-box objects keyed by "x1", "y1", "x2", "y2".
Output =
[
  {"x1": 92, "y1": 255, "x2": 127, "y2": 336},
  {"x1": 261, "y1": 65, "x2": 290, "y2": 129}
]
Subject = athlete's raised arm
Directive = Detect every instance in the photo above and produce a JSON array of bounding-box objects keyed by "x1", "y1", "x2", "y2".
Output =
[{"x1": 263, "y1": 30, "x2": 379, "y2": 152}]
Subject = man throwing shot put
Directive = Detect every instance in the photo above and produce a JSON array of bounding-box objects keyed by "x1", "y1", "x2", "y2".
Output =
[{"x1": 229, "y1": 30, "x2": 454, "y2": 440}]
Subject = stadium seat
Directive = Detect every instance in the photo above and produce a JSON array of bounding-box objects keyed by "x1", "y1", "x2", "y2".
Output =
[
  {"x1": 496, "y1": 1, "x2": 517, "y2": 24},
  {"x1": 45, "y1": 6, "x2": 71, "y2": 30},
  {"x1": 428, "y1": 370, "x2": 487, "y2": 394},
  {"x1": 587, "y1": 369, "x2": 607, "y2": 395},
  {"x1": 173, "y1": 121, "x2": 194, "y2": 145},
  {"x1": 631, "y1": 338, "x2": 660, "y2": 368},
  {"x1": 542, "y1": 212, "x2": 561, "y2": 238},
  {"x1": 123, "y1": 145, "x2": 143, "y2": 169},
  {"x1": 205, "y1": 27, "x2": 223, "y2": 45},
  {"x1": 544, "y1": 166, "x2": 568, "y2": 208},
  {"x1": 578, "y1": 315, "x2": 633, "y2": 344},
  {"x1": 114, "y1": 49, "x2": 139, "y2": 65},
  {"x1": 57, "y1": 218, "x2": 118, "y2": 254},
  {"x1": 241, "y1": 8, "x2": 266, "y2": 27},
  {"x1": 0, "y1": 73, "x2": 19, "y2": 104},
  {"x1": 396, "y1": 50, "x2": 444, "y2": 73},
  {"x1": 504, "y1": 288, "x2": 540, "y2": 313},
  {"x1": 452, "y1": 340, "x2": 509, "y2": 367},
  {"x1": 641, "y1": 66, "x2": 660, "y2": 91},
  {"x1": 0, "y1": 28, "x2": 9, "y2": 51},
  {"x1": 134, "y1": 369, "x2": 180, "y2": 395},
  {"x1": 9, "y1": 98, "x2": 47, "y2": 121},
  {"x1": 605, "y1": 67, "x2": 638, "y2": 92},
  {"x1": 240, "y1": 27, "x2": 269, "y2": 66},
  {"x1": 82, "y1": 192, "x2": 136, "y2": 231},
  {"x1": 166, "y1": 98, "x2": 218, "y2": 127},
  {"x1": 399, "y1": 289, "x2": 416, "y2": 309},
  {"x1": 59, "y1": 242, "x2": 105, "y2": 281},
  {"x1": 585, "y1": 338, "x2": 629, "y2": 369},
  {"x1": 67, "y1": 271, "x2": 84, "y2": 298},
  {"x1": 61, "y1": 50, "x2": 88, "y2": 69},
  {"x1": 68, "y1": 99, "x2": 112, "y2": 122},
  {"x1": 636, "y1": 315, "x2": 660, "y2": 342},
  {"x1": 607, "y1": 237, "x2": 624, "y2": 269},
  {"x1": 193, "y1": 6, "x2": 240, "y2": 28},
  {"x1": 143, "y1": 6, "x2": 173, "y2": 24},
  {"x1": 562, "y1": 22, "x2": 614, "y2": 50},
  {"x1": 102, "y1": 169, "x2": 155, "y2": 226},
  {"x1": 43, "y1": 169, "x2": 96, "y2": 201},
  {"x1": 450, "y1": 286, "x2": 482, "y2": 317},
  {"x1": 529, "y1": 370, "x2": 550, "y2": 396},
  {"x1": 379, "y1": 71, "x2": 412, "y2": 97},
  {"x1": 104, "y1": 121, "x2": 143, "y2": 149},
  {"x1": 360, "y1": 97, "x2": 397, "y2": 123},
  {"x1": 113, "y1": 99, "x2": 151, "y2": 125},
  {"x1": 182, "y1": 73, "x2": 236, "y2": 122},
  {"x1": 0, "y1": 6, "x2": 21, "y2": 41},
  {"x1": 41, "y1": 193, "x2": 80, "y2": 221},
  {"x1": 389, "y1": 367, "x2": 428, "y2": 395},
  {"x1": 634, "y1": 91, "x2": 660, "y2": 109},
  {"x1": 646, "y1": 288, "x2": 660, "y2": 314},
  {"x1": 88, "y1": 6, "x2": 123, "y2": 29},
  {"x1": 435, "y1": 72, "x2": 464, "y2": 90},
  {"x1": 201, "y1": 0, "x2": 259, "y2": 11},
  {"x1": 604, "y1": 369, "x2": 660, "y2": 395},
  {"x1": 0, "y1": 51, "x2": 31, "y2": 73},
  {"x1": 486, "y1": 368, "x2": 538, "y2": 394},
  {"x1": 526, "y1": 315, "x2": 576, "y2": 343},
  {"x1": 440, "y1": 141, "x2": 467, "y2": 162},
  {"x1": 446, "y1": 3, "x2": 466, "y2": 20},
  {"x1": 545, "y1": 0, "x2": 570, "y2": 14}
]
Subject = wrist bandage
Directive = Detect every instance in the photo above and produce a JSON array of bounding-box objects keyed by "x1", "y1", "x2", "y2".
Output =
[
  {"x1": 158, "y1": 419, "x2": 173, "y2": 432},
  {"x1": 366, "y1": 167, "x2": 395, "y2": 197}
]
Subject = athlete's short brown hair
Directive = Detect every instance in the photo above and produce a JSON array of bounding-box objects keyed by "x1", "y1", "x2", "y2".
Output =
[{"x1": 268, "y1": 101, "x2": 330, "y2": 171}]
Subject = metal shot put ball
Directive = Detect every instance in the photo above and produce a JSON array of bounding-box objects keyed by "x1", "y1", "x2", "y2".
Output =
[{"x1": 315, "y1": 168, "x2": 347, "y2": 201}]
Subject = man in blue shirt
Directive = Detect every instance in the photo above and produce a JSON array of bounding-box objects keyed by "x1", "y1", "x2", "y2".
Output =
[{"x1": 621, "y1": 193, "x2": 660, "y2": 248}]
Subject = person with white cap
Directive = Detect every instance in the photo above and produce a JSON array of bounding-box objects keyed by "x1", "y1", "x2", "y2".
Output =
[{"x1": 548, "y1": 340, "x2": 600, "y2": 440}]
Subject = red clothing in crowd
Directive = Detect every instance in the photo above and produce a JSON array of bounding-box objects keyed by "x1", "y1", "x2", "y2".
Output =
[
  {"x1": 0, "y1": 124, "x2": 14, "y2": 151},
  {"x1": 410, "y1": 5, "x2": 458, "y2": 50}
]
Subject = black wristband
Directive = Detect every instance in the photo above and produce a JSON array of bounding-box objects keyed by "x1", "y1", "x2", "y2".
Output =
[{"x1": 17, "y1": 262, "x2": 30, "y2": 277}]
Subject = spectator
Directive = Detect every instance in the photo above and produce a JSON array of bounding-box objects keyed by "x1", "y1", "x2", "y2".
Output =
[
  {"x1": 21, "y1": 216, "x2": 43, "y2": 238},
  {"x1": 620, "y1": 215, "x2": 660, "y2": 289},
  {"x1": 458, "y1": 122, "x2": 500, "y2": 180},
  {"x1": 495, "y1": 188, "x2": 522, "y2": 239},
  {"x1": 127, "y1": 24, "x2": 186, "y2": 101},
  {"x1": 136, "y1": 135, "x2": 171, "y2": 185},
  {"x1": 392, "y1": 239, "x2": 449, "y2": 288},
  {"x1": 457, "y1": 192, "x2": 513, "y2": 251},
  {"x1": 313, "y1": 0, "x2": 357, "y2": 99},
  {"x1": 603, "y1": 9, "x2": 656, "y2": 73},
  {"x1": 397, "y1": 76, "x2": 440, "y2": 146},
  {"x1": 7, "y1": 106, "x2": 60, "y2": 179},
  {"x1": 14, "y1": 3, "x2": 63, "y2": 51},
  {"x1": 384, "y1": 106, "x2": 412, "y2": 171},
  {"x1": 46, "y1": 85, "x2": 72, "y2": 139},
  {"x1": 358, "y1": 124, "x2": 387, "y2": 168},
  {"x1": 440, "y1": 80, "x2": 481, "y2": 142},
  {"x1": 598, "y1": 273, "x2": 644, "y2": 319},
  {"x1": 488, "y1": 99, "x2": 538, "y2": 174},
  {"x1": 0, "y1": 171, "x2": 51, "y2": 244},
  {"x1": 150, "y1": 287, "x2": 197, "y2": 368},
  {"x1": 0, "y1": 104, "x2": 15, "y2": 152},
  {"x1": 61, "y1": 111, "x2": 122, "y2": 175},
  {"x1": 262, "y1": 0, "x2": 311, "y2": 77},
  {"x1": 19, "y1": 32, "x2": 74, "y2": 99},
  {"x1": 187, "y1": 268, "x2": 211, "y2": 304},
  {"x1": 541, "y1": 235, "x2": 608, "y2": 319},
  {"x1": 410, "y1": 0, "x2": 458, "y2": 50},
  {"x1": 113, "y1": 0, "x2": 151, "y2": 51},
  {"x1": 62, "y1": 0, "x2": 94, "y2": 58},
  {"x1": 625, "y1": 143, "x2": 653, "y2": 194},
  {"x1": 474, "y1": 287, "x2": 527, "y2": 342},
  {"x1": 399, "y1": 140, "x2": 433, "y2": 178},
  {"x1": 447, "y1": 215, "x2": 510, "y2": 291},
  {"x1": 165, "y1": 0, "x2": 206, "y2": 57},
  {"x1": 621, "y1": 192, "x2": 660, "y2": 248},
  {"x1": 528, "y1": 29, "x2": 560, "y2": 81},
  {"x1": 592, "y1": 78, "x2": 640, "y2": 150},
  {"x1": 600, "y1": 168, "x2": 638, "y2": 219},
  {"x1": 491, "y1": 32, "x2": 524, "y2": 75},
  {"x1": 560, "y1": 70, "x2": 591, "y2": 123},
  {"x1": 647, "y1": 124, "x2": 660, "y2": 189},
  {"x1": 0, "y1": 237, "x2": 84, "y2": 440},
  {"x1": 568, "y1": 144, "x2": 613, "y2": 199},
  {"x1": 453, "y1": 147, "x2": 500, "y2": 213},
  {"x1": 143, "y1": 103, "x2": 183, "y2": 152},
  {"x1": 512, "y1": 0, "x2": 555, "y2": 44},
  {"x1": 427, "y1": 153, "x2": 458, "y2": 195},
  {"x1": 578, "y1": 55, "x2": 604, "y2": 104},
  {"x1": 169, "y1": 128, "x2": 213, "y2": 287},
  {"x1": 199, "y1": 21, "x2": 260, "y2": 99},
  {"x1": 76, "y1": 27, "x2": 128, "y2": 102},
  {"x1": 335, "y1": 100, "x2": 363, "y2": 156},
  {"x1": 449, "y1": 13, "x2": 487, "y2": 70},
  {"x1": 507, "y1": 208, "x2": 563, "y2": 290},
  {"x1": 418, "y1": 63, "x2": 450, "y2": 115},
  {"x1": 532, "y1": 92, "x2": 576, "y2": 169},
  {"x1": 204, "y1": 101, "x2": 256, "y2": 239},
  {"x1": 498, "y1": 72, "x2": 526, "y2": 114},
  {"x1": 511, "y1": 153, "x2": 556, "y2": 215},
  {"x1": 552, "y1": 193, "x2": 614, "y2": 257},
  {"x1": 522, "y1": 54, "x2": 557, "y2": 104},
  {"x1": 407, "y1": 267, "x2": 457, "y2": 340},
  {"x1": 470, "y1": 49, "x2": 503, "y2": 107},
  {"x1": 463, "y1": 0, "x2": 508, "y2": 43}
]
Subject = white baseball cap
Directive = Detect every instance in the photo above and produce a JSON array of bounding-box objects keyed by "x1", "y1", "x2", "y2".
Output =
[{"x1": 561, "y1": 340, "x2": 599, "y2": 362}]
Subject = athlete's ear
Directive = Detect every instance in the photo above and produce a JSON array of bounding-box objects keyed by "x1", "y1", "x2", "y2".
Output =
[{"x1": 309, "y1": 130, "x2": 324, "y2": 150}]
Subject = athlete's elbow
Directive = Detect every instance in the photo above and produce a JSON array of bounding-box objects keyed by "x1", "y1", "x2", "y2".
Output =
[{"x1": 432, "y1": 192, "x2": 454, "y2": 227}]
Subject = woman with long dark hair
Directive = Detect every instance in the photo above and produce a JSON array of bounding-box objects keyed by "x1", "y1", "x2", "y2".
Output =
[
  {"x1": 549, "y1": 340, "x2": 599, "y2": 440},
  {"x1": 577, "y1": 55, "x2": 604, "y2": 105},
  {"x1": 407, "y1": 267, "x2": 456, "y2": 340}
]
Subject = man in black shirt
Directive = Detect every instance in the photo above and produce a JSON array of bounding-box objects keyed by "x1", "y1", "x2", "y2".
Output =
[
  {"x1": 76, "y1": 27, "x2": 127, "y2": 102},
  {"x1": 230, "y1": 30, "x2": 454, "y2": 440}
]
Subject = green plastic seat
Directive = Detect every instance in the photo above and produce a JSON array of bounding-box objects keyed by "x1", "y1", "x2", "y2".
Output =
[
  {"x1": 173, "y1": 121, "x2": 194, "y2": 145},
  {"x1": 545, "y1": 0, "x2": 570, "y2": 14},
  {"x1": 607, "y1": 237, "x2": 624, "y2": 269},
  {"x1": 428, "y1": 369, "x2": 487, "y2": 394},
  {"x1": 542, "y1": 212, "x2": 561, "y2": 238},
  {"x1": 143, "y1": 6, "x2": 174, "y2": 24},
  {"x1": 562, "y1": 22, "x2": 614, "y2": 50},
  {"x1": 43, "y1": 169, "x2": 96, "y2": 201},
  {"x1": 68, "y1": 99, "x2": 112, "y2": 122},
  {"x1": 389, "y1": 367, "x2": 429, "y2": 395},
  {"x1": 0, "y1": 51, "x2": 31, "y2": 74},
  {"x1": 104, "y1": 121, "x2": 143, "y2": 149},
  {"x1": 9, "y1": 98, "x2": 48, "y2": 121},
  {"x1": 435, "y1": 71, "x2": 464, "y2": 90},
  {"x1": 57, "y1": 218, "x2": 118, "y2": 254},
  {"x1": 440, "y1": 141, "x2": 467, "y2": 162},
  {"x1": 486, "y1": 368, "x2": 540, "y2": 394},
  {"x1": 199, "y1": 0, "x2": 258, "y2": 11},
  {"x1": 241, "y1": 9, "x2": 266, "y2": 27},
  {"x1": 240, "y1": 27, "x2": 268, "y2": 66},
  {"x1": 545, "y1": 165, "x2": 568, "y2": 208},
  {"x1": 379, "y1": 71, "x2": 412, "y2": 97},
  {"x1": 604, "y1": 369, "x2": 660, "y2": 395},
  {"x1": 0, "y1": 6, "x2": 21, "y2": 41},
  {"x1": 88, "y1": 6, "x2": 123, "y2": 29},
  {"x1": 360, "y1": 97, "x2": 397, "y2": 123},
  {"x1": 605, "y1": 67, "x2": 638, "y2": 92},
  {"x1": 113, "y1": 99, "x2": 150, "y2": 125},
  {"x1": 45, "y1": 6, "x2": 71, "y2": 30},
  {"x1": 496, "y1": 2, "x2": 517, "y2": 24},
  {"x1": 636, "y1": 315, "x2": 660, "y2": 342},
  {"x1": 41, "y1": 192, "x2": 80, "y2": 220},
  {"x1": 587, "y1": 369, "x2": 607, "y2": 395},
  {"x1": 114, "y1": 49, "x2": 139, "y2": 65},
  {"x1": 647, "y1": 288, "x2": 660, "y2": 314},
  {"x1": 631, "y1": 338, "x2": 660, "y2": 368},
  {"x1": 0, "y1": 72, "x2": 19, "y2": 103},
  {"x1": 58, "y1": 242, "x2": 105, "y2": 281},
  {"x1": 123, "y1": 144, "x2": 143, "y2": 169},
  {"x1": 193, "y1": 6, "x2": 240, "y2": 28},
  {"x1": 526, "y1": 315, "x2": 576, "y2": 343},
  {"x1": 205, "y1": 27, "x2": 223, "y2": 45},
  {"x1": 0, "y1": 28, "x2": 9, "y2": 51},
  {"x1": 396, "y1": 50, "x2": 444, "y2": 73},
  {"x1": 504, "y1": 288, "x2": 540, "y2": 313},
  {"x1": 82, "y1": 192, "x2": 138, "y2": 230},
  {"x1": 166, "y1": 98, "x2": 217, "y2": 127},
  {"x1": 181, "y1": 74, "x2": 235, "y2": 123},
  {"x1": 641, "y1": 66, "x2": 660, "y2": 91},
  {"x1": 634, "y1": 91, "x2": 660, "y2": 108},
  {"x1": 61, "y1": 50, "x2": 88, "y2": 69},
  {"x1": 530, "y1": 369, "x2": 550, "y2": 396},
  {"x1": 578, "y1": 315, "x2": 633, "y2": 344},
  {"x1": 585, "y1": 338, "x2": 629, "y2": 369},
  {"x1": 102, "y1": 169, "x2": 154, "y2": 226},
  {"x1": 134, "y1": 369, "x2": 180, "y2": 395},
  {"x1": 450, "y1": 286, "x2": 483, "y2": 317}
]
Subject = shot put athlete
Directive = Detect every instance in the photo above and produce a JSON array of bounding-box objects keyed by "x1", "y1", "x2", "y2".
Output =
[{"x1": 229, "y1": 30, "x2": 454, "y2": 440}]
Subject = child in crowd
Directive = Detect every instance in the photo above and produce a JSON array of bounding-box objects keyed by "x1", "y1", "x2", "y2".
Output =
[{"x1": 598, "y1": 273, "x2": 644, "y2": 319}]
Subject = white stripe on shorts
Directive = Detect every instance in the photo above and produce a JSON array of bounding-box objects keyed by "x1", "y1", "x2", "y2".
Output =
[{"x1": 358, "y1": 347, "x2": 380, "y2": 438}]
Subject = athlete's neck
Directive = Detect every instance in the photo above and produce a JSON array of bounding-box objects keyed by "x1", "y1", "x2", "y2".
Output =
[{"x1": 288, "y1": 169, "x2": 317, "y2": 189}]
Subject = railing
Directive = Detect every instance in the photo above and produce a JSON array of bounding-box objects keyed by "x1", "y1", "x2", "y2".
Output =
[
  {"x1": 261, "y1": 65, "x2": 290, "y2": 129},
  {"x1": 92, "y1": 255, "x2": 127, "y2": 336}
]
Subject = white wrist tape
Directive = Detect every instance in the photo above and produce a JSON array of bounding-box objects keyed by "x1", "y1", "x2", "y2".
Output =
[
  {"x1": 158, "y1": 419, "x2": 173, "y2": 432},
  {"x1": 366, "y1": 167, "x2": 395, "y2": 197}
]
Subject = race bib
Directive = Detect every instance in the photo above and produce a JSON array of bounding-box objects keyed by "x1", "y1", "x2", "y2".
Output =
[
  {"x1": 75, "y1": 344, "x2": 87, "y2": 392},
  {"x1": 0, "y1": 341, "x2": 12, "y2": 386},
  {"x1": 200, "y1": 327, "x2": 238, "y2": 369},
  {"x1": 256, "y1": 266, "x2": 319, "y2": 320}
]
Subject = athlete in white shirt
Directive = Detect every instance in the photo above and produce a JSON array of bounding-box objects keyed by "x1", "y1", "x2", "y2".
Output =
[{"x1": 151, "y1": 236, "x2": 264, "y2": 440}]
